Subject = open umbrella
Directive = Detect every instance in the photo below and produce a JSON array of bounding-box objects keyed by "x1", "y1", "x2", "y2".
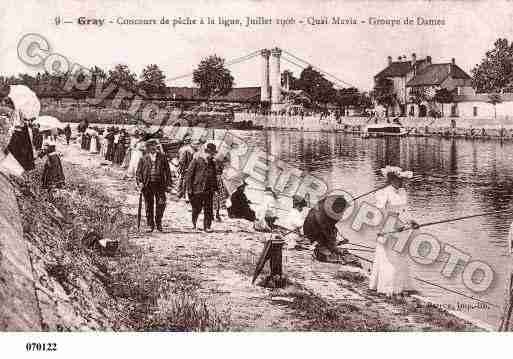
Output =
[
  {"x1": 34, "y1": 115, "x2": 65, "y2": 132},
  {"x1": 85, "y1": 128, "x2": 98, "y2": 136},
  {"x1": 8, "y1": 85, "x2": 40, "y2": 120}
]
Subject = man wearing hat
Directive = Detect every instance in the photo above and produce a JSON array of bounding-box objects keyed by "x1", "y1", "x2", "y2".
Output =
[
  {"x1": 185, "y1": 142, "x2": 219, "y2": 232},
  {"x1": 303, "y1": 195, "x2": 351, "y2": 263},
  {"x1": 136, "y1": 139, "x2": 172, "y2": 232}
]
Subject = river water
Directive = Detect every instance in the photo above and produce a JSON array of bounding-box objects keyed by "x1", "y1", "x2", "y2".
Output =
[{"x1": 232, "y1": 129, "x2": 513, "y2": 329}]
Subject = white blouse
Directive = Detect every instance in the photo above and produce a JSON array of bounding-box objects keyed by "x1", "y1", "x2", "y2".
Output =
[{"x1": 375, "y1": 185, "x2": 410, "y2": 222}]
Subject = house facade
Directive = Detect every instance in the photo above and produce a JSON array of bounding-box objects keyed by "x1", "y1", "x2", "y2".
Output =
[
  {"x1": 453, "y1": 93, "x2": 513, "y2": 119},
  {"x1": 374, "y1": 54, "x2": 474, "y2": 117}
]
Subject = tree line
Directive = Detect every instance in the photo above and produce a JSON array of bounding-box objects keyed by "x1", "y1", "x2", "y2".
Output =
[
  {"x1": 0, "y1": 54, "x2": 371, "y2": 113},
  {"x1": 0, "y1": 63, "x2": 168, "y2": 100}
]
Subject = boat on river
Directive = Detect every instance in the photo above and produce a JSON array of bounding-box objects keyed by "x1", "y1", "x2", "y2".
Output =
[{"x1": 362, "y1": 123, "x2": 407, "y2": 138}]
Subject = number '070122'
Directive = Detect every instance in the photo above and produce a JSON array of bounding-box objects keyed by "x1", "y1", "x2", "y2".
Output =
[{"x1": 25, "y1": 342, "x2": 57, "y2": 351}]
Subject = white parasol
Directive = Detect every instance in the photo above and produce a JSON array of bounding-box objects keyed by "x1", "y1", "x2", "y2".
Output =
[
  {"x1": 34, "y1": 115, "x2": 65, "y2": 132},
  {"x1": 8, "y1": 85, "x2": 40, "y2": 120},
  {"x1": 85, "y1": 128, "x2": 98, "y2": 136}
]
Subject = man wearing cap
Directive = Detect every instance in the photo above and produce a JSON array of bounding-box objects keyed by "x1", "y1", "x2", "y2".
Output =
[
  {"x1": 136, "y1": 139, "x2": 172, "y2": 232},
  {"x1": 185, "y1": 142, "x2": 218, "y2": 232}
]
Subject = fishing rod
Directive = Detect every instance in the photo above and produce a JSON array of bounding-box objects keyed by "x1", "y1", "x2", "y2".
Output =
[
  {"x1": 345, "y1": 248, "x2": 374, "y2": 253},
  {"x1": 342, "y1": 242, "x2": 375, "y2": 250},
  {"x1": 352, "y1": 184, "x2": 389, "y2": 201},
  {"x1": 273, "y1": 224, "x2": 374, "y2": 265},
  {"x1": 380, "y1": 208, "x2": 513, "y2": 235}
]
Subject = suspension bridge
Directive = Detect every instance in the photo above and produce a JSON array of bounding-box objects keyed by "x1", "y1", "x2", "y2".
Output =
[{"x1": 166, "y1": 47, "x2": 356, "y2": 111}]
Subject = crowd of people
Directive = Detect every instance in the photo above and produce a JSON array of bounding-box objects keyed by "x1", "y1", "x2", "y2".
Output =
[{"x1": 45, "y1": 123, "x2": 420, "y2": 299}]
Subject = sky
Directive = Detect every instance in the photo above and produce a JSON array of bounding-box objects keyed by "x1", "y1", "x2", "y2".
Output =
[{"x1": 1, "y1": 0, "x2": 513, "y2": 91}]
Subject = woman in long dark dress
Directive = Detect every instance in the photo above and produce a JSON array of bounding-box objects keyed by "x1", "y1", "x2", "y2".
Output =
[
  {"x1": 39, "y1": 138, "x2": 65, "y2": 190},
  {"x1": 105, "y1": 128, "x2": 115, "y2": 161}
]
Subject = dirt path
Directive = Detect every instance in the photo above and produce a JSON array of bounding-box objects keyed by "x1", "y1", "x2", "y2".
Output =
[{"x1": 59, "y1": 140, "x2": 479, "y2": 331}]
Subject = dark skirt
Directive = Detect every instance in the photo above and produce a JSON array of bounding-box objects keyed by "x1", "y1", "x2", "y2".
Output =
[
  {"x1": 41, "y1": 154, "x2": 65, "y2": 189},
  {"x1": 106, "y1": 142, "x2": 114, "y2": 160}
]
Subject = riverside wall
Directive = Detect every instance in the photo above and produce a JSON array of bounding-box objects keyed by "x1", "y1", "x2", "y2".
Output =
[{"x1": 0, "y1": 173, "x2": 42, "y2": 330}]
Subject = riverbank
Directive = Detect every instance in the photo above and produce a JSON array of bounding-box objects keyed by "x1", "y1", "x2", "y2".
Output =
[
  {"x1": 51, "y1": 138, "x2": 482, "y2": 331},
  {"x1": 11, "y1": 160, "x2": 235, "y2": 330}
]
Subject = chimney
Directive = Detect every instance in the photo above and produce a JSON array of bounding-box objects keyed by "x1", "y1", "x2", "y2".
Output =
[
  {"x1": 451, "y1": 58, "x2": 455, "y2": 65},
  {"x1": 412, "y1": 53, "x2": 417, "y2": 65},
  {"x1": 387, "y1": 56, "x2": 392, "y2": 66},
  {"x1": 426, "y1": 56, "x2": 432, "y2": 64}
]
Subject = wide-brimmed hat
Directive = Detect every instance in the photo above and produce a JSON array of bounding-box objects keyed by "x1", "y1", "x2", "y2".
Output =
[
  {"x1": 205, "y1": 143, "x2": 217, "y2": 154},
  {"x1": 381, "y1": 166, "x2": 413, "y2": 180}
]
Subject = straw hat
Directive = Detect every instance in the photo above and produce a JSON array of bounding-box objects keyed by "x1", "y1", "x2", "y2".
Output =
[{"x1": 380, "y1": 166, "x2": 413, "y2": 180}]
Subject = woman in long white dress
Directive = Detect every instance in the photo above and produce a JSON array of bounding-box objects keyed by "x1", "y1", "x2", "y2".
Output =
[
  {"x1": 99, "y1": 131, "x2": 107, "y2": 158},
  {"x1": 369, "y1": 166, "x2": 418, "y2": 297},
  {"x1": 89, "y1": 130, "x2": 98, "y2": 154},
  {"x1": 126, "y1": 137, "x2": 145, "y2": 178},
  {"x1": 121, "y1": 134, "x2": 136, "y2": 169}
]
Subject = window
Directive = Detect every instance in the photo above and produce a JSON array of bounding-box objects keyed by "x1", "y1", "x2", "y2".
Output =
[{"x1": 473, "y1": 106, "x2": 478, "y2": 117}]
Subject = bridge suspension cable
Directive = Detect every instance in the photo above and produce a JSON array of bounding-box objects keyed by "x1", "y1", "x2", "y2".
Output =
[
  {"x1": 281, "y1": 48, "x2": 356, "y2": 88},
  {"x1": 281, "y1": 56, "x2": 309, "y2": 71},
  {"x1": 167, "y1": 50, "x2": 261, "y2": 83}
]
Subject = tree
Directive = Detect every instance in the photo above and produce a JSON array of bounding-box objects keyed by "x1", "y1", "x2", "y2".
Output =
[
  {"x1": 281, "y1": 70, "x2": 298, "y2": 90},
  {"x1": 107, "y1": 64, "x2": 137, "y2": 91},
  {"x1": 372, "y1": 77, "x2": 396, "y2": 117},
  {"x1": 471, "y1": 38, "x2": 513, "y2": 93},
  {"x1": 434, "y1": 88, "x2": 454, "y2": 117},
  {"x1": 138, "y1": 64, "x2": 167, "y2": 96},
  {"x1": 488, "y1": 92, "x2": 502, "y2": 121},
  {"x1": 90, "y1": 66, "x2": 107, "y2": 85},
  {"x1": 192, "y1": 55, "x2": 234, "y2": 102},
  {"x1": 358, "y1": 92, "x2": 373, "y2": 113},
  {"x1": 409, "y1": 87, "x2": 425, "y2": 106},
  {"x1": 296, "y1": 66, "x2": 336, "y2": 109},
  {"x1": 336, "y1": 87, "x2": 359, "y2": 114}
]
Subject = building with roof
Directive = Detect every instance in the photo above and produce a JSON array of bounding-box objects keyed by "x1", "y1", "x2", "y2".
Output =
[
  {"x1": 374, "y1": 54, "x2": 474, "y2": 117},
  {"x1": 453, "y1": 93, "x2": 513, "y2": 119}
]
